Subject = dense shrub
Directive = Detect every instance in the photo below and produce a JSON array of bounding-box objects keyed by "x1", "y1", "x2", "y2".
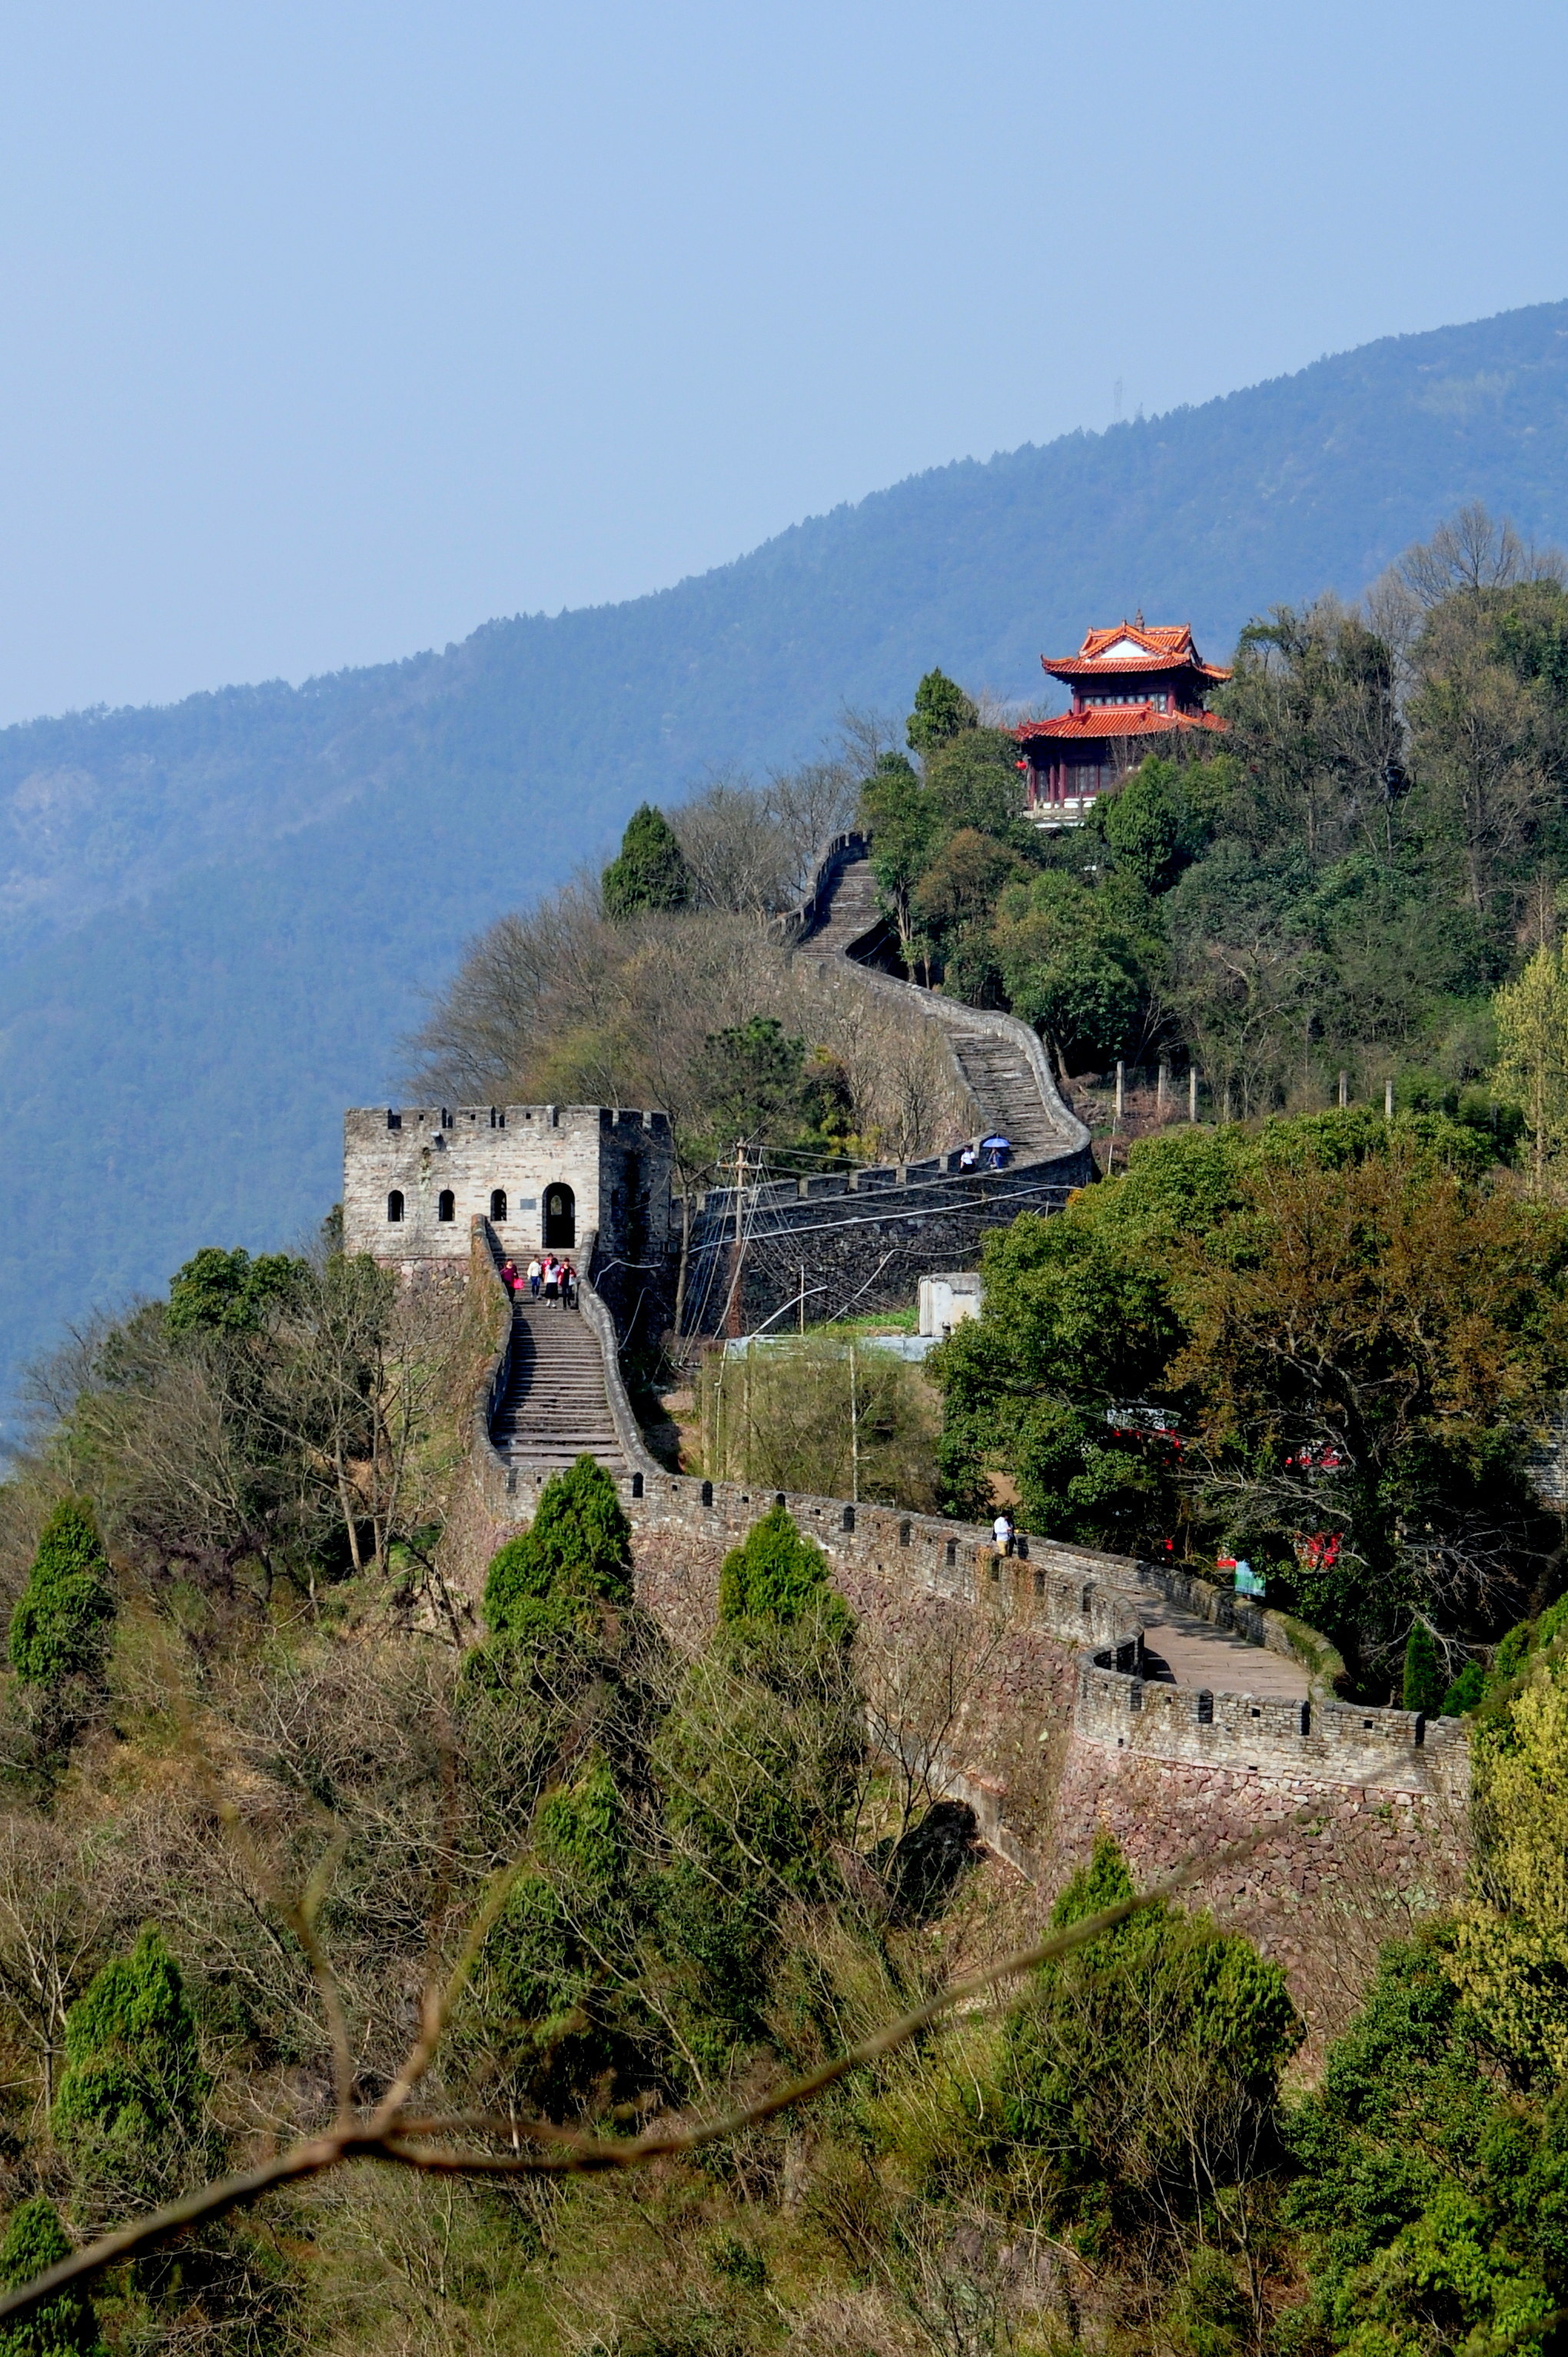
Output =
[
  {"x1": 999, "y1": 1834, "x2": 1301, "y2": 2242},
  {"x1": 52, "y1": 1930, "x2": 211, "y2": 2206},
  {"x1": 8, "y1": 1501, "x2": 115, "y2": 1688},
  {"x1": 482, "y1": 1455, "x2": 633, "y2": 1632},
  {"x1": 1288, "y1": 1933, "x2": 1568, "y2": 2357},
  {"x1": 0, "y1": 2198, "x2": 101, "y2": 2357}
]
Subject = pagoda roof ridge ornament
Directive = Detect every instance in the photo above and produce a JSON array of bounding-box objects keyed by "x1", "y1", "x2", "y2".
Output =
[{"x1": 1038, "y1": 617, "x2": 1231, "y2": 686}]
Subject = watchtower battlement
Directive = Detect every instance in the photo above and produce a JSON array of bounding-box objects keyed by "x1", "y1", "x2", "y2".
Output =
[{"x1": 343, "y1": 1102, "x2": 673, "y2": 1271}]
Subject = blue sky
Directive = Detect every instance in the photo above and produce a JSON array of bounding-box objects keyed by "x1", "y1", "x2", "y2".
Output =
[{"x1": 0, "y1": 0, "x2": 1563, "y2": 724}]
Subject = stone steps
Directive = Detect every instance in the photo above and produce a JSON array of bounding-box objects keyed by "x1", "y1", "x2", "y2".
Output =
[
  {"x1": 492, "y1": 1298, "x2": 627, "y2": 1474},
  {"x1": 800, "y1": 845, "x2": 1081, "y2": 1160}
]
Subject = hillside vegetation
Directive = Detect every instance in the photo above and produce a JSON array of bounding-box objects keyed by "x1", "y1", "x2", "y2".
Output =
[{"x1": 13, "y1": 300, "x2": 1568, "y2": 1404}]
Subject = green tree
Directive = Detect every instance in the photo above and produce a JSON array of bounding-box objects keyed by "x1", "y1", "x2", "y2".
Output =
[
  {"x1": 474, "y1": 1752, "x2": 646, "y2": 2106},
  {"x1": 1287, "y1": 1933, "x2": 1568, "y2": 2357},
  {"x1": 906, "y1": 669, "x2": 977, "y2": 759},
  {"x1": 992, "y1": 869, "x2": 1151, "y2": 1075},
  {"x1": 0, "y1": 2198, "x2": 102, "y2": 2357},
  {"x1": 718, "y1": 1503, "x2": 852, "y2": 1641},
  {"x1": 1403, "y1": 1621, "x2": 1444, "y2": 1714},
  {"x1": 1449, "y1": 1664, "x2": 1568, "y2": 2083},
  {"x1": 999, "y1": 1833, "x2": 1300, "y2": 2239},
  {"x1": 601, "y1": 804, "x2": 695, "y2": 919},
  {"x1": 1493, "y1": 941, "x2": 1568, "y2": 1196},
  {"x1": 859, "y1": 753, "x2": 941, "y2": 965},
  {"x1": 653, "y1": 1583, "x2": 861, "y2": 2069},
  {"x1": 165, "y1": 1245, "x2": 304, "y2": 1338},
  {"x1": 909, "y1": 826, "x2": 1026, "y2": 1002},
  {"x1": 1092, "y1": 756, "x2": 1214, "y2": 893},
  {"x1": 52, "y1": 1929, "x2": 211, "y2": 2208},
  {"x1": 930, "y1": 1128, "x2": 1249, "y2": 1537},
  {"x1": 690, "y1": 1016, "x2": 813, "y2": 1157},
  {"x1": 920, "y1": 727, "x2": 1029, "y2": 843},
  {"x1": 483, "y1": 1455, "x2": 633, "y2": 1634},
  {"x1": 8, "y1": 1501, "x2": 115, "y2": 1689}
]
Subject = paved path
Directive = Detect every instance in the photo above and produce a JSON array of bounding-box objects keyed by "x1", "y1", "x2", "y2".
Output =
[
  {"x1": 1138, "y1": 1603, "x2": 1310, "y2": 1698},
  {"x1": 800, "y1": 843, "x2": 1083, "y2": 1162}
]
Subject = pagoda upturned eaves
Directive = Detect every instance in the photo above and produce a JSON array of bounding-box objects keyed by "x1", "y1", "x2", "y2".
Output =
[{"x1": 1015, "y1": 617, "x2": 1230, "y2": 824}]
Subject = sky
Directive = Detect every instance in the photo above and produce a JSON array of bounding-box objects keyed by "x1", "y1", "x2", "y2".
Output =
[{"x1": 0, "y1": 0, "x2": 1564, "y2": 726}]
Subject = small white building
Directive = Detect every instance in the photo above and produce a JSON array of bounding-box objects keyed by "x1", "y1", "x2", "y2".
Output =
[
  {"x1": 918, "y1": 1271, "x2": 984, "y2": 1337},
  {"x1": 342, "y1": 1102, "x2": 673, "y2": 1271}
]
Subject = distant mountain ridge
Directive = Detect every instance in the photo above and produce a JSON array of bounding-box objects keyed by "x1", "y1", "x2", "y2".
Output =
[{"x1": 5, "y1": 296, "x2": 1568, "y2": 1410}]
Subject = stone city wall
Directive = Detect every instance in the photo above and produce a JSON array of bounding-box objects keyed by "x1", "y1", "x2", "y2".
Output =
[{"x1": 440, "y1": 1229, "x2": 1470, "y2": 2037}]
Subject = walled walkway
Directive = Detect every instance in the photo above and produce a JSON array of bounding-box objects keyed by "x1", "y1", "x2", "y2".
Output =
[
  {"x1": 1138, "y1": 1602, "x2": 1310, "y2": 1700},
  {"x1": 798, "y1": 839, "x2": 1081, "y2": 1163},
  {"x1": 489, "y1": 1294, "x2": 627, "y2": 1474}
]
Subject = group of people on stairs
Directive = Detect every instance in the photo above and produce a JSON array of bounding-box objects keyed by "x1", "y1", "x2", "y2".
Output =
[{"x1": 498, "y1": 1254, "x2": 577, "y2": 1308}]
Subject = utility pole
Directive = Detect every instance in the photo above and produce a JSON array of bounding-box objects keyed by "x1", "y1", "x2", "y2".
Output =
[
  {"x1": 799, "y1": 1263, "x2": 806, "y2": 1335},
  {"x1": 1115, "y1": 1060, "x2": 1125, "y2": 1120},
  {"x1": 720, "y1": 1140, "x2": 748, "y2": 1339},
  {"x1": 1337, "y1": 1069, "x2": 1349, "y2": 1109},
  {"x1": 742, "y1": 1337, "x2": 752, "y2": 1487},
  {"x1": 1384, "y1": 1078, "x2": 1394, "y2": 1122},
  {"x1": 1188, "y1": 1066, "x2": 1198, "y2": 1122},
  {"x1": 1157, "y1": 1058, "x2": 1169, "y2": 1120},
  {"x1": 849, "y1": 1345, "x2": 860, "y2": 1504}
]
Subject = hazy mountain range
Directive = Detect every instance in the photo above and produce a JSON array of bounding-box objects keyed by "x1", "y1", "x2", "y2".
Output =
[{"x1": 5, "y1": 295, "x2": 1568, "y2": 1410}]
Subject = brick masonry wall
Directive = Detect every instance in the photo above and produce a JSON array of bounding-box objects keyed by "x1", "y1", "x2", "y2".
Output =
[
  {"x1": 442, "y1": 1247, "x2": 1470, "y2": 2033},
  {"x1": 344, "y1": 1103, "x2": 672, "y2": 1268}
]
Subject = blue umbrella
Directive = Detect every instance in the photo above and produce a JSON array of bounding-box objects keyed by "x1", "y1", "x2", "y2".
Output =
[{"x1": 981, "y1": 1135, "x2": 1011, "y2": 1151}]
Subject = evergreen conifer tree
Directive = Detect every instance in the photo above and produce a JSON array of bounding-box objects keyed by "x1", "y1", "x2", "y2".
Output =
[
  {"x1": 52, "y1": 1930, "x2": 210, "y2": 2205},
  {"x1": 601, "y1": 805, "x2": 694, "y2": 919},
  {"x1": 906, "y1": 669, "x2": 978, "y2": 759},
  {"x1": 483, "y1": 1455, "x2": 633, "y2": 1631},
  {"x1": 8, "y1": 1502, "x2": 115, "y2": 1688},
  {"x1": 1403, "y1": 1621, "x2": 1444, "y2": 1714},
  {"x1": 717, "y1": 1503, "x2": 852, "y2": 1641},
  {"x1": 0, "y1": 2197, "x2": 102, "y2": 2357}
]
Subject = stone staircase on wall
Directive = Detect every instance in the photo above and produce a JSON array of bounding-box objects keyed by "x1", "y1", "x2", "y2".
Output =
[
  {"x1": 792, "y1": 836, "x2": 1086, "y2": 1165},
  {"x1": 490, "y1": 1294, "x2": 628, "y2": 1475}
]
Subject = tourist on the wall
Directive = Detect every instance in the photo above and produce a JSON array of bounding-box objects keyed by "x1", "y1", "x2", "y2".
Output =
[
  {"x1": 560, "y1": 1260, "x2": 576, "y2": 1308},
  {"x1": 527, "y1": 1255, "x2": 542, "y2": 1298},
  {"x1": 500, "y1": 1258, "x2": 520, "y2": 1294},
  {"x1": 992, "y1": 1511, "x2": 1014, "y2": 1557},
  {"x1": 541, "y1": 1255, "x2": 559, "y2": 1305}
]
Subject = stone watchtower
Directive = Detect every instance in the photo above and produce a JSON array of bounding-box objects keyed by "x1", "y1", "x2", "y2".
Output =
[{"x1": 342, "y1": 1105, "x2": 673, "y2": 1310}]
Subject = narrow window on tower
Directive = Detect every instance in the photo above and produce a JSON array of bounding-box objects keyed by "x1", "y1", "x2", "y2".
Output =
[
  {"x1": 387, "y1": 1191, "x2": 404, "y2": 1222},
  {"x1": 437, "y1": 1190, "x2": 456, "y2": 1222}
]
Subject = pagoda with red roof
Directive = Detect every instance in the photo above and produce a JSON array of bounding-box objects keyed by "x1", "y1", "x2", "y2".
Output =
[{"x1": 1015, "y1": 616, "x2": 1229, "y2": 823}]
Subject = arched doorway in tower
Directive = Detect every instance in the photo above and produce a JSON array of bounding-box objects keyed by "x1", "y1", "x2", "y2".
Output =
[{"x1": 543, "y1": 1184, "x2": 576, "y2": 1248}]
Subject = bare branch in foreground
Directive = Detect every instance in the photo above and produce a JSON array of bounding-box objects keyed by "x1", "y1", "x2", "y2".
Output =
[{"x1": 0, "y1": 1814, "x2": 1306, "y2": 2329}]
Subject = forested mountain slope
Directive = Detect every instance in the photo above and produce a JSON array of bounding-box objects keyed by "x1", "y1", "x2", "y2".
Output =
[{"x1": 6, "y1": 297, "x2": 1568, "y2": 1403}]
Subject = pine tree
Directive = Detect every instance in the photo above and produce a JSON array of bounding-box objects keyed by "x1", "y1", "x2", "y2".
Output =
[
  {"x1": 0, "y1": 2197, "x2": 102, "y2": 2357},
  {"x1": 1403, "y1": 1621, "x2": 1444, "y2": 1714},
  {"x1": 52, "y1": 1930, "x2": 210, "y2": 2206},
  {"x1": 717, "y1": 1504, "x2": 852, "y2": 1643},
  {"x1": 905, "y1": 669, "x2": 978, "y2": 760},
  {"x1": 8, "y1": 1503, "x2": 115, "y2": 1688},
  {"x1": 601, "y1": 805, "x2": 694, "y2": 919},
  {"x1": 483, "y1": 1455, "x2": 633, "y2": 1631}
]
